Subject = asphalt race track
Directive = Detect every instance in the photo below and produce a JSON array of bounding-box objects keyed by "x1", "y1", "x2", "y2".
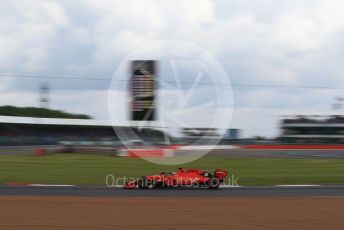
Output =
[
  {"x1": 1, "y1": 185, "x2": 344, "y2": 197},
  {"x1": 3, "y1": 145, "x2": 344, "y2": 159}
]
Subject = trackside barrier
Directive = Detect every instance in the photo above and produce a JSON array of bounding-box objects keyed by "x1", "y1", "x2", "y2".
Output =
[
  {"x1": 178, "y1": 145, "x2": 240, "y2": 150},
  {"x1": 33, "y1": 148, "x2": 47, "y2": 157},
  {"x1": 176, "y1": 144, "x2": 344, "y2": 151},
  {"x1": 239, "y1": 145, "x2": 344, "y2": 150},
  {"x1": 158, "y1": 145, "x2": 181, "y2": 150},
  {"x1": 127, "y1": 149, "x2": 173, "y2": 158}
]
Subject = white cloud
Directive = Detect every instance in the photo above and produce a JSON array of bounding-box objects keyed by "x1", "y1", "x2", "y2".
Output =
[
  {"x1": 1, "y1": 0, "x2": 344, "y2": 137},
  {"x1": 0, "y1": 1, "x2": 69, "y2": 71}
]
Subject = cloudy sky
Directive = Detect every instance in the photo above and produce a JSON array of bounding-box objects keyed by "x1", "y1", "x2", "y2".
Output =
[{"x1": 1, "y1": 0, "x2": 344, "y2": 137}]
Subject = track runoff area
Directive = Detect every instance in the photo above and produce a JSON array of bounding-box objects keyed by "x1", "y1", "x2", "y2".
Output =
[{"x1": 1, "y1": 185, "x2": 344, "y2": 230}]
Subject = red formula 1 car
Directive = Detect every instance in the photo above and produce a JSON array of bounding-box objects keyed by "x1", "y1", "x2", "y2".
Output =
[{"x1": 124, "y1": 168, "x2": 228, "y2": 189}]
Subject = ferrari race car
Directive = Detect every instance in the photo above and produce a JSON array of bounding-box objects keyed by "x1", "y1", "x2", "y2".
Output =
[{"x1": 124, "y1": 168, "x2": 228, "y2": 189}]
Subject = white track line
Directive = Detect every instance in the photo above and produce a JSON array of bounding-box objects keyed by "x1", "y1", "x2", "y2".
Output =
[
  {"x1": 30, "y1": 184, "x2": 75, "y2": 187},
  {"x1": 275, "y1": 185, "x2": 321, "y2": 187},
  {"x1": 221, "y1": 185, "x2": 242, "y2": 188},
  {"x1": 107, "y1": 185, "x2": 243, "y2": 188}
]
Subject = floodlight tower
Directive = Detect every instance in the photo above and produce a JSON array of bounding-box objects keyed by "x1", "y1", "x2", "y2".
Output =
[{"x1": 39, "y1": 82, "x2": 50, "y2": 108}]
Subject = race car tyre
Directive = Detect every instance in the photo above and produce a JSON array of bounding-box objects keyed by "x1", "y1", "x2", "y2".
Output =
[
  {"x1": 207, "y1": 177, "x2": 220, "y2": 189},
  {"x1": 170, "y1": 179, "x2": 178, "y2": 188},
  {"x1": 137, "y1": 178, "x2": 150, "y2": 189},
  {"x1": 153, "y1": 181, "x2": 165, "y2": 189}
]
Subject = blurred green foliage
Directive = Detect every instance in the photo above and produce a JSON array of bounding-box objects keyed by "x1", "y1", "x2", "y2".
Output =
[{"x1": 0, "y1": 105, "x2": 91, "y2": 119}]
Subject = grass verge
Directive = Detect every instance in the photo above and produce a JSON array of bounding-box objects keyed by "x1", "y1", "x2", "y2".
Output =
[{"x1": 0, "y1": 153, "x2": 344, "y2": 186}]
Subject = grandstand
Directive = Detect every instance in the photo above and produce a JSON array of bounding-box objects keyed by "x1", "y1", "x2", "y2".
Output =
[
  {"x1": 280, "y1": 115, "x2": 344, "y2": 143},
  {"x1": 0, "y1": 116, "x2": 167, "y2": 146}
]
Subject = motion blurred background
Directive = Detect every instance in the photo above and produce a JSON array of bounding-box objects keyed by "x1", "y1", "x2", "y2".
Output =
[
  {"x1": 1, "y1": 0, "x2": 344, "y2": 147},
  {"x1": 0, "y1": 0, "x2": 344, "y2": 188}
]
